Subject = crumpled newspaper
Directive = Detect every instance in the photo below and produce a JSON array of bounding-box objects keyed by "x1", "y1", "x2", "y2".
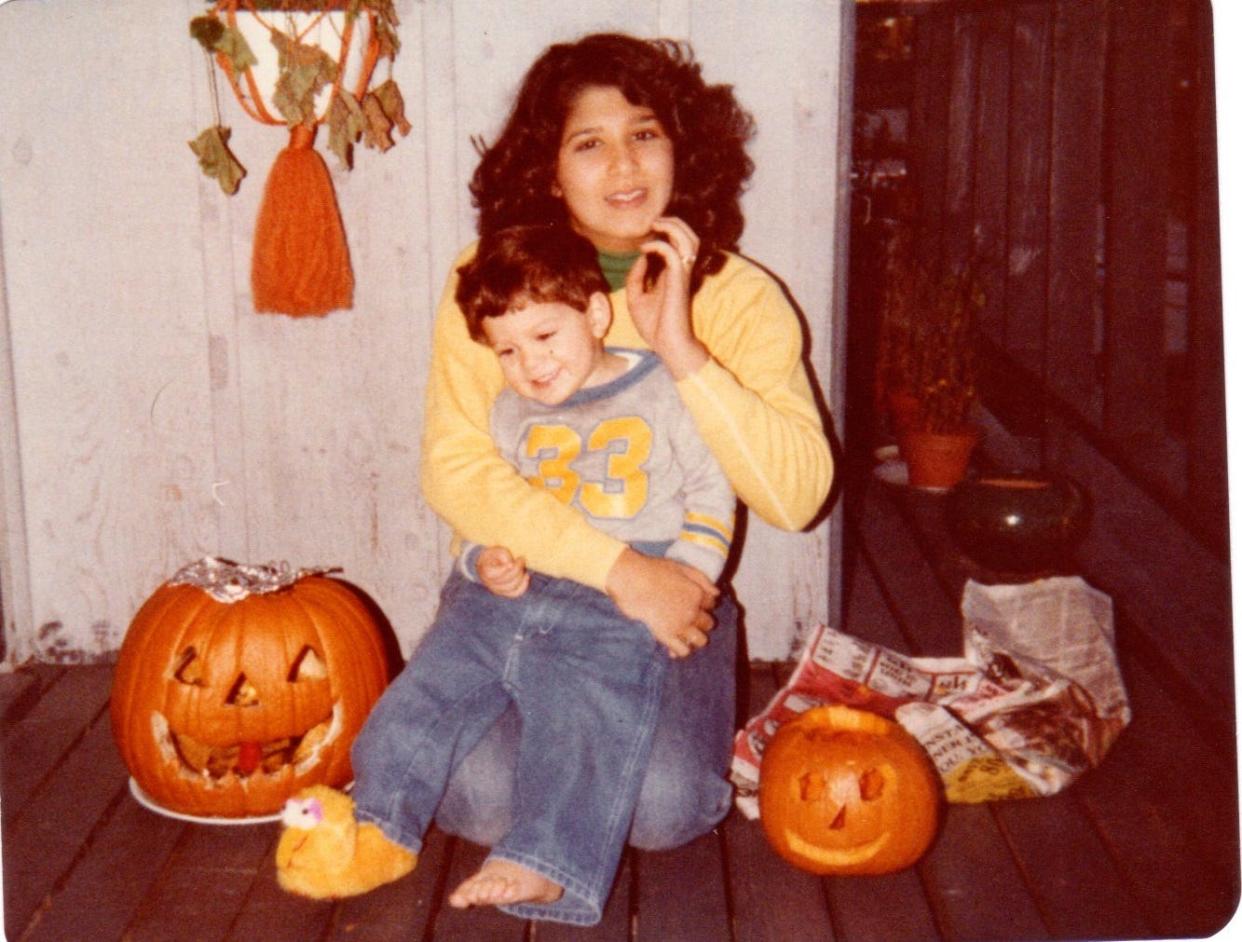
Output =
[{"x1": 732, "y1": 577, "x2": 1130, "y2": 815}]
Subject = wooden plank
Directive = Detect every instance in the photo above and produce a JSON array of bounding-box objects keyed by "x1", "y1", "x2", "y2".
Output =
[
  {"x1": 1003, "y1": 2, "x2": 1052, "y2": 372},
  {"x1": 940, "y1": 11, "x2": 980, "y2": 269},
  {"x1": 428, "y1": 839, "x2": 528, "y2": 942},
  {"x1": 919, "y1": 803, "x2": 1048, "y2": 941},
  {"x1": 879, "y1": 470, "x2": 1230, "y2": 751},
  {"x1": 0, "y1": 206, "x2": 30, "y2": 667},
  {"x1": 727, "y1": 668, "x2": 837, "y2": 942},
  {"x1": 1051, "y1": 421, "x2": 1234, "y2": 716},
  {"x1": 970, "y1": 8, "x2": 1011, "y2": 343},
  {"x1": 848, "y1": 528, "x2": 1047, "y2": 940},
  {"x1": 688, "y1": 0, "x2": 846, "y2": 649},
  {"x1": 1184, "y1": 0, "x2": 1228, "y2": 538},
  {"x1": 724, "y1": 813, "x2": 837, "y2": 942},
  {"x1": 18, "y1": 793, "x2": 185, "y2": 942},
  {"x1": 678, "y1": 0, "x2": 845, "y2": 660},
  {"x1": 124, "y1": 822, "x2": 281, "y2": 942},
  {"x1": 3, "y1": 710, "x2": 130, "y2": 935},
  {"x1": 0, "y1": 1, "x2": 223, "y2": 663},
  {"x1": 182, "y1": 0, "x2": 249, "y2": 566},
  {"x1": 3, "y1": 665, "x2": 113, "y2": 817},
  {"x1": 1072, "y1": 702, "x2": 1238, "y2": 938},
  {"x1": 855, "y1": 484, "x2": 1164, "y2": 940},
  {"x1": 633, "y1": 833, "x2": 730, "y2": 941},
  {"x1": 1102, "y1": 0, "x2": 1172, "y2": 443},
  {"x1": 909, "y1": 11, "x2": 954, "y2": 263},
  {"x1": 851, "y1": 486, "x2": 963, "y2": 656},
  {"x1": 825, "y1": 869, "x2": 941, "y2": 942},
  {"x1": 740, "y1": 572, "x2": 946, "y2": 941},
  {"x1": 226, "y1": 828, "x2": 339, "y2": 942},
  {"x1": 1045, "y1": 0, "x2": 1108, "y2": 424},
  {"x1": 890, "y1": 449, "x2": 1235, "y2": 781},
  {"x1": 538, "y1": 852, "x2": 633, "y2": 942},
  {"x1": 991, "y1": 792, "x2": 1154, "y2": 940},
  {"x1": 326, "y1": 825, "x2": 453, "y2": 942},
  {"x1": 0, "y1": 664, "x2": 59, "y2": 727},
  {"x1": 869, "y1": 477, "x2": 1239, "y2": 940}
]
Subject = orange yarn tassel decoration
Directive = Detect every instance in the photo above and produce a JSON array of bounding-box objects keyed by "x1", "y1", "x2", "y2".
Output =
[{"x1": 251, "y1": 124, "x2": 353, "y2": 316}]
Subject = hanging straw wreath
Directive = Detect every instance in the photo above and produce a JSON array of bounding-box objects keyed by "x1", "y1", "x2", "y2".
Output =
[{"x1": 189, "y1": 1, "x2": 408, "y2": 316}]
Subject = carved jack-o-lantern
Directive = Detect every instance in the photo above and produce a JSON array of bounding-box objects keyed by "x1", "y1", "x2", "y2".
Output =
[
  {"x1": 759, "y1": 704, "x2": 940, "y2": 875},
  {"x1": 111, "y1": 558, "x2": 393, "y2": 818}
]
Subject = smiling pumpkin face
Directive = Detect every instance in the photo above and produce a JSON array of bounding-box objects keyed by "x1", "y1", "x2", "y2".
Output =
[
  {"x1": 111, "y1": 560, "x2": 393, "y2": 818},
  {"x1": 759, "y1": 705, "x2": 941, "y2": 876}
]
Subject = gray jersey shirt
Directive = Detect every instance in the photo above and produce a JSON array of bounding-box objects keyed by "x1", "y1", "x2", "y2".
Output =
[{"x1": 462, "y1": 348, "x2": 736, "y2": 582}]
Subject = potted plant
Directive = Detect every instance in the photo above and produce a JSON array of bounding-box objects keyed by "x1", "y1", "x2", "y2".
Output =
[{"x1": 877, "y1": 252, "x2": 983, "y2": 489}]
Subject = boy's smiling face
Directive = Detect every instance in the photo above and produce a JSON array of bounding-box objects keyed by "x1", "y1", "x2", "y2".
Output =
[{"x1": 482, "y1": 292, "x2": 612, "y2": 406}]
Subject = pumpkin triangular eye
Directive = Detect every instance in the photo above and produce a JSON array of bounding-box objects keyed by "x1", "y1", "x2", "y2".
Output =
[
  {"x1": 226, "y1": 673, "x2": 260, "y2": 706},
  {"x1": 288, "y1": 646, "x2": 327, "y2": 682},
  {"x1": 174, "y1": 648, "x2": 204, "y2": 686}
]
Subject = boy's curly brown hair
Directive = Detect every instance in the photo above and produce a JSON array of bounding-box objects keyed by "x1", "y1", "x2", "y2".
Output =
[
  {"x1": 469, "y1": 33, "x2": 755, "y2": 295},
  {"x1": 456, "y1": 225, "x2": 610, "y2": 343}
]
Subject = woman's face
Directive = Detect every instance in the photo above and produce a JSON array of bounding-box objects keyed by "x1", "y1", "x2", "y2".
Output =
[{"x1": 553, "y1": 85, "x2": 675, "y2": 253}]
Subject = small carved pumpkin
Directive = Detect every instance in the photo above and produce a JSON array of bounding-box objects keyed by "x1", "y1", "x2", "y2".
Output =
[
  {"x1": 759, "y1": 704, "x2": 940, "y2": 875},
  {"x1": 111, "y1": 558, "x2": 393, "y2": 818}
]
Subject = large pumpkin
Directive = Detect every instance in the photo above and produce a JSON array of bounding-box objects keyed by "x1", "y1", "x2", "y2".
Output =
[
  {"x1": 759, "y1": 704, "x2": 940, "y2": 876},
  {"x1": 111, "y1": 558, "x2": 393, "y2": 818}
]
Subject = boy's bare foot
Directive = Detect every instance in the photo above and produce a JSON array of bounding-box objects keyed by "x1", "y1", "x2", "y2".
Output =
[{"x1": 447, "y1": 858, "x2": 564, "y2": 909}]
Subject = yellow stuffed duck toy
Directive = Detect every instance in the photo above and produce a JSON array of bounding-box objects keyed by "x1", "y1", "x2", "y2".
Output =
[{"x1": 275, "y1": 785, "x2": 416, "y2": 899}]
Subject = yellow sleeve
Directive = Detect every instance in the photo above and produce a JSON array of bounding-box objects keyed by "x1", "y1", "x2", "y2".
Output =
[
  {"x1": 671, "y1": 256, "x2": 834, "y2": 531},
  {"x1": 419, "y1": 245, "x2": 626, "y2": 591}
]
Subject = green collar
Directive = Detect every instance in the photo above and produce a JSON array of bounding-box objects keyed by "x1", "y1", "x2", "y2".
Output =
[{"x1": 598, "y1": 249, "x2": 641, "y2": 291}]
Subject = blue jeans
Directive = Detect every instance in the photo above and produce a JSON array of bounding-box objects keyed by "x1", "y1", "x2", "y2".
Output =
[
  {"x1": 350, "y1": 570, "x2": 673, "y2": 925},
  {"x1": 435, "y1": 583, "x2": 738, "y2": 852}
]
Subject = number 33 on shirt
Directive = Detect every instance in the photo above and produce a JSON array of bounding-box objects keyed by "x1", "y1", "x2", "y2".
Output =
[{"x1": 522, "y1": 417, "x2": 651, "y2": 520}]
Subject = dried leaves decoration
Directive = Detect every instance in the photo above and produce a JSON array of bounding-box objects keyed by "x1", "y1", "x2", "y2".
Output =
[
  {"x1": 188, "y1": 13, "x2": 257, "y2": 193},
  {"x1": 190, "y1": 13, "x2": 258, "y2": 75},
  {"x1": 188, "y1": 2, "x2": 407, "y2": 188},
  {"x1": 190, "y1": 126, "x2": 247, "y2": 195},
  {"x1": 327, "y1": 91, "x2": 368, "y2": 168},
  {"x1": 327, "y1": 77, "x2": 410, "y2": 167},
  {"x1": 270, "y1": 30, "x2": 339, "y2": 128}
]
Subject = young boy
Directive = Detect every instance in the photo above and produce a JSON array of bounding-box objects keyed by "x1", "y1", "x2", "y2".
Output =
[{"x1": 288, "y1": 225, "x2": 735, "y2": 927}]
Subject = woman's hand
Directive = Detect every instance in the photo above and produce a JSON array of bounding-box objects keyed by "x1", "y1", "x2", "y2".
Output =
[
  {"x1": 605, "y1": 548, "x2": 719, "y2": 658},
  {"x1": 477, "y1": 546, "x2": 530, "y2": 598},
  {"x1": 625, "y1": 217, "x2": 710, "y2": 380}
]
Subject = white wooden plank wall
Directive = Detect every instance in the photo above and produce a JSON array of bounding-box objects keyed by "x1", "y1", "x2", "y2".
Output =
[{"x1": 0, "y1": 0, "x2": 849, "y2": 665}]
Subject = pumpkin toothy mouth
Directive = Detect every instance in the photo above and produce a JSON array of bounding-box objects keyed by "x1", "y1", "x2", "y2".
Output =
[{"x1": 151, "y1": 707, "x2": 343, "y2": 782}]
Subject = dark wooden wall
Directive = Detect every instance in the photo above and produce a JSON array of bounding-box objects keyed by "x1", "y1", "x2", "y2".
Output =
[
  {"x1": 852, "y1": 0, "x2": 1224, "y2": 551},
  {"x1": 848, "y1": 0, "x2": 1231, "y2": 712}
]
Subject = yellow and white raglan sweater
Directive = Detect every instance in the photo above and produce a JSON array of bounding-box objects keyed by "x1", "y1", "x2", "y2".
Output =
[{"x1": 420, "y1": 245, "x2": 834, "y2": 592}]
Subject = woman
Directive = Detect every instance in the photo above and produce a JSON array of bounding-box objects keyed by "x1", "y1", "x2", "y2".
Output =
[
  {"x1": 422, "y1": 30, "x2": 832, "y2": 863},
  {"x1": 307, "y1": 31, "x2": 834, "y2": 923}
]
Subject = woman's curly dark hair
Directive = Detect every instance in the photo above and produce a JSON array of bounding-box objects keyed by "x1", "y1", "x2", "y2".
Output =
[{"x1": 469, "y1": 33, "x2": 755, "y2": 294}]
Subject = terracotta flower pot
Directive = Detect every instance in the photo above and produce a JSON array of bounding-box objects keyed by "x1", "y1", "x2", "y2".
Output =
[{"x1": 900, "y1": 427, "x2": 978, "y2": 490}]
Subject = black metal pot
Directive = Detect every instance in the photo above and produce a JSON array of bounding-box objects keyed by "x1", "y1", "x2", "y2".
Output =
[{"x1": 946, "y1": 471, "x2": 1090, "y2": 574}]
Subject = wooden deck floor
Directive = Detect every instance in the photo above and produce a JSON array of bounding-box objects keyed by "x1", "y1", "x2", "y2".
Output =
[{"x1": 3, "y1": 476, "x2": 1238, "y2": 941}]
